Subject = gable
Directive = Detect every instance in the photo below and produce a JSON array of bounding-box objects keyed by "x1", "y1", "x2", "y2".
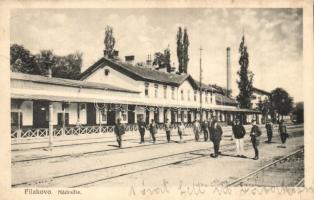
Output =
[
  {"x1": 79, "y1": 57, "x2": 189, "y2": 86},
  {"x1": 83, "y1": 64, "x2": 139, "y2": 90}
]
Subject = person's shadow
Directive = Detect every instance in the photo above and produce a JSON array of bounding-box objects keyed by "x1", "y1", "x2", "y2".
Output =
[
  {"x1": 108, "y1": 144, "x2": 120, "y2": 148},
  {"x1": 219, "y1": 153, "x2": 253, "y2": 160}
]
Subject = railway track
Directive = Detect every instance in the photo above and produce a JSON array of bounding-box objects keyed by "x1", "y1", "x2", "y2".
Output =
[
  {"x1": 12, "y1": 141, "x2": 246, "y2": 188},
  {"x1": 12, "y1": 128, "x2": 304, "y2": 188},
  {"x1": 227, "y1": 147, "x2": 304, "y2": 187}
]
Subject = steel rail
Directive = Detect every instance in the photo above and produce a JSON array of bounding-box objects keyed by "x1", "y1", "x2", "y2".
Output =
[{"x1": 226, "y1": 147, "x2": 304, "y2": 187}]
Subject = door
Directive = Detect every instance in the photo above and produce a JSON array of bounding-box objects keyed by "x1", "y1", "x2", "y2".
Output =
[
  {"x1": 33, "y1": 101, "x2": 48, "y2": 128},
  {"x1": 145, "y1": 110, "x2": 150, "y2": 124},
  {"x1": 128, "y1": 105, "x2": 135, "y2": 124},
  {"x1": 86, "y1": 103, "x2": 96, "y2": 125},
  {"x1": 154, "y1": 110, "x2": 159, "y2": 123},
  {"x1": 107, "y1": 110, "x2": 116, "y2": 125}
]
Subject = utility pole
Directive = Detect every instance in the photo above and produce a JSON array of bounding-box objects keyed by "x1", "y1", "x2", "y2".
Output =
[{"x1": 199, "y1": 46, "x2": 203, "y2": 122}]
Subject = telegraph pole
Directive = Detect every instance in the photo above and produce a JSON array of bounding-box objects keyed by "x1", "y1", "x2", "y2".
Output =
[{"x1": 199, "y1": 46, "x2": 203, "y2": 122}]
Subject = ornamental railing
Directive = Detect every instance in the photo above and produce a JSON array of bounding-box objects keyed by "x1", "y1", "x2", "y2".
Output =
[{"x1": 11, "y1": 123, "x2": 194, "y2": 141}]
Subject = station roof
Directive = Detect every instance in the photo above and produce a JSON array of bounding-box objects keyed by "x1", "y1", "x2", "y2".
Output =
[
  {"x1": 215, "y1": 93, "x2": 238, "y2": 106},
  {"x1": 11, "y1": 72, "x2": 140, "y2": 93}
]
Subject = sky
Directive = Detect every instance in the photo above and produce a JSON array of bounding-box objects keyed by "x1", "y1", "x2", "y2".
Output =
[{"x1": 10, "y1": 8, "x2": 303, "y2": 102}]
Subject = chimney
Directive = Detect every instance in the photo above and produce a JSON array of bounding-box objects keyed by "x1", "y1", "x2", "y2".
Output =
[
  {"x1": 146, "y1": 54, "x2": 152, "y2": 67},
  {"x1": 113, "y1": 50, "x2": 119, "y2": 59},
  {"x1": 226, "y1": 47, "x2": 231, "y2": 95},
  {"x1": 125, "y1": 55, "x2": 135, "y2": 65},
  {"x1": 103, "y1": 50, "x2": 119, "y2": 59}
]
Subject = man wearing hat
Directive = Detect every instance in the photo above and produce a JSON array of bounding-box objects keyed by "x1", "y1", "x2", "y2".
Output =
[
  {"x1": 250, "y1": 120, "x2": 262, "y2": 160},
  {"x1": 114, "y1": 118, "x2": 125, "y2": 148},
  {"x1": 210, "y1": 117, "x2": 223, "y2": 158},
  {"x1": 232, "y1": 118, "x2": 246, "y2": 157},
  {"x1": 278, "y1": 119, "x2": 288, "y2": 148},
  {"x1": 265, "y1": 119, "x2": 273, "y2": 143}
]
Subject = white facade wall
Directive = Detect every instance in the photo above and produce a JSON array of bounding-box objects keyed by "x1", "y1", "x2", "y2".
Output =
[{"x1": 84, "y1": 65, "x2": 139, "y2": 91}]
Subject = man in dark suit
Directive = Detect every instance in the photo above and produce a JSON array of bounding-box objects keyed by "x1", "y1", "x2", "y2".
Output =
[
  {"x1": 278, "y1": 120, "x2": 288, "y2": 148},
  {"x1": 250, "y1": 120, "x2": 262, "y2": 160},
  {"x1": 114, "y1": 118, "x2": 125, "y2": 148},
  {"x1": 138, "y1": 117, "x2": 146, "y2": 144},
  {"x1": 210, "y1": 118, "x2": 223, "y2": 158},
  {"x1": 265, "y1": 120, "x2": 273, "y2": 143},
  {"x1": 232, "y1": 118, "x2": 246, "y2": 157}
]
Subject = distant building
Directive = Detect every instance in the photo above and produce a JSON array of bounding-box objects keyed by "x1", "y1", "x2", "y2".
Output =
[{"x1": 251, "y1": 87, "x2": 271, "y2": 109}]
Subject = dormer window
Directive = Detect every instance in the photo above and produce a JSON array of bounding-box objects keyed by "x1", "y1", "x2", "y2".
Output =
[{"x1": 104, "y1": 69, "x2": 110, "y2": 76}]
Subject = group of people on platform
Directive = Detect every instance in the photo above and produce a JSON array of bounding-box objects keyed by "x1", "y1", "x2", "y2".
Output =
[{"x1": 113, "y1": 116, "x2": 289, "y2": 160}]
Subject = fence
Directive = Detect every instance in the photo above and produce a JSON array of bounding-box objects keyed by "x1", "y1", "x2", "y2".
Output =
[{"x1": 11, "y1": 123, "x2": 195, "y2": 141}]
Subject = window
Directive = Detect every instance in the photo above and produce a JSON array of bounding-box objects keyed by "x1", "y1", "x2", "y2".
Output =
[
  {"x1": 210, "y1": 92, "x2": 213, "y2": 103},
  {"x1": 104, "y1": 69, "x2": 110, "y2": 76},
  {"x1": 11, "y1": 112, "x2": 22, "y2": 127},
  {"x1": 171, "y1": 87, "x2": 175, "y2": 100},
  {"x1": 144, "y1": 82, "x2": 149, "y2": 97},
  {"x1": 57, "y1": 113, "x2": 69, "y2": 126},
  {"x1": 187, "y1": 90, "x2": 190, "y2": 101},
  {"x1": 181, "y1": 90, "x2": 184, "y2": 100},
  {"x1": 163, "y1": 85, "x2": 167, "y2": 99},
  {"x1": 101, "y1": 110, "x2": 107, "y2": 122},
  {"x1": 194, "y1": 91, "x2": 197, "y2": 101},
  {"x1": 205, "y1": 91, "x2": 208, "y2": 103},
  {"x1": 154, "y1": 84, "x2": 158, "y2": 98}
]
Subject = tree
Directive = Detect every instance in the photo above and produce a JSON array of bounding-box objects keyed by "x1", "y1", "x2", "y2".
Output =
[
  {"x1": 256, "y1": 98, "x2": 273, "y2": 123},
  {"x1": 269, "y1": 88, "x2": 294, "y2": 121},
  {"x1": 292, "y1": 102, "x2": 304, "y2": 124},
  {"x1": 10, "y1": 44, "x2": 40, "y2": 74},
  {"x1": 176, "y1": 27, "x2": 184, "y2": 73},
  {"x1": 10, "y1": 44, "x2": 82, "y2": 79},
  {"x1": 152, "y1": 47, "x2": 172, "y2": 72},
  {"x1": 52, "y1": 52, "x2": 83, "y2": 79},
  {"x1": 182, "y1": 28, "x2": 189, "y2": 73},
  {"x1": 104, "y1": 25, "x2": 116, "y2": 58},
  {"x1": 236, "y1": 35, "x2": 254, "y2": 109},
  {"x1": 176, "y1": 27, "x2": 189, "y2": 74},
  {"x1": 35, "y1": 50, "x2": 56, "y2": 76}
]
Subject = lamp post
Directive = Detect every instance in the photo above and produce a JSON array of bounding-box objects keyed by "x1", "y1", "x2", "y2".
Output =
[
  {"x1": 45, "y1": 59, "x2": 54, "y2": 150},
  {"x1": 199, "y1": 46, "x2": 203, "y2": 122}
]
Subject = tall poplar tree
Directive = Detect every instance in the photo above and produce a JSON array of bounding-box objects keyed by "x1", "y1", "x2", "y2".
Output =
[
  {"x1": 236, "y1": 35, "x2": 254, "y2": 109},
  {"x1": 176, "y1": 27, "x2": 184, "y2": 73},
  {"x1": 104, "y1": 25, "x2": 116, "y2": 58},
  {"x1": 182, "y1": 28, "x2": 189, "y2": 73}
]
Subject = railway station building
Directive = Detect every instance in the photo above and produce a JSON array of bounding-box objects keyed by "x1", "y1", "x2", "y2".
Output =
[{"x1": 11, "y1": 53, "x2": 261, "y2": 140}]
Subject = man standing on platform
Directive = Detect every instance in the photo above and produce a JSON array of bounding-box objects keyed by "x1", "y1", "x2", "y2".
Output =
[
  {"x1": 250, "y1": 120, "x2": 262, "y2": 160},
  {"x1": 210, "y1": 118, "x2": 223, "y2": 158},
  {"x1": 114, "y1": 118, "x2": 125, "y2": 148},
  {"x1": 149, "y1": 119, "x2": 157, "y2": 143},
  {"x1": 193, "y1": 119, "x2": 201, "y2": 142},
  {"x1": 265, "y1": 119, "x2": 273, "y2": 143},
  {"x1": 232, "y1": 118, "x2": 246, "y2": 158},
  {"x1": 201, "y1": 119, "x2": 209, "y2": 141},
  {"x1": 138, "y1": 117, "x2": 146, "y2": 144},
  {"x1": 278, "y1": 120, "x2": 288, "y2": 148},
  {"x1": 165, "y1": 118, "x2": 171, "y2": 143}
]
